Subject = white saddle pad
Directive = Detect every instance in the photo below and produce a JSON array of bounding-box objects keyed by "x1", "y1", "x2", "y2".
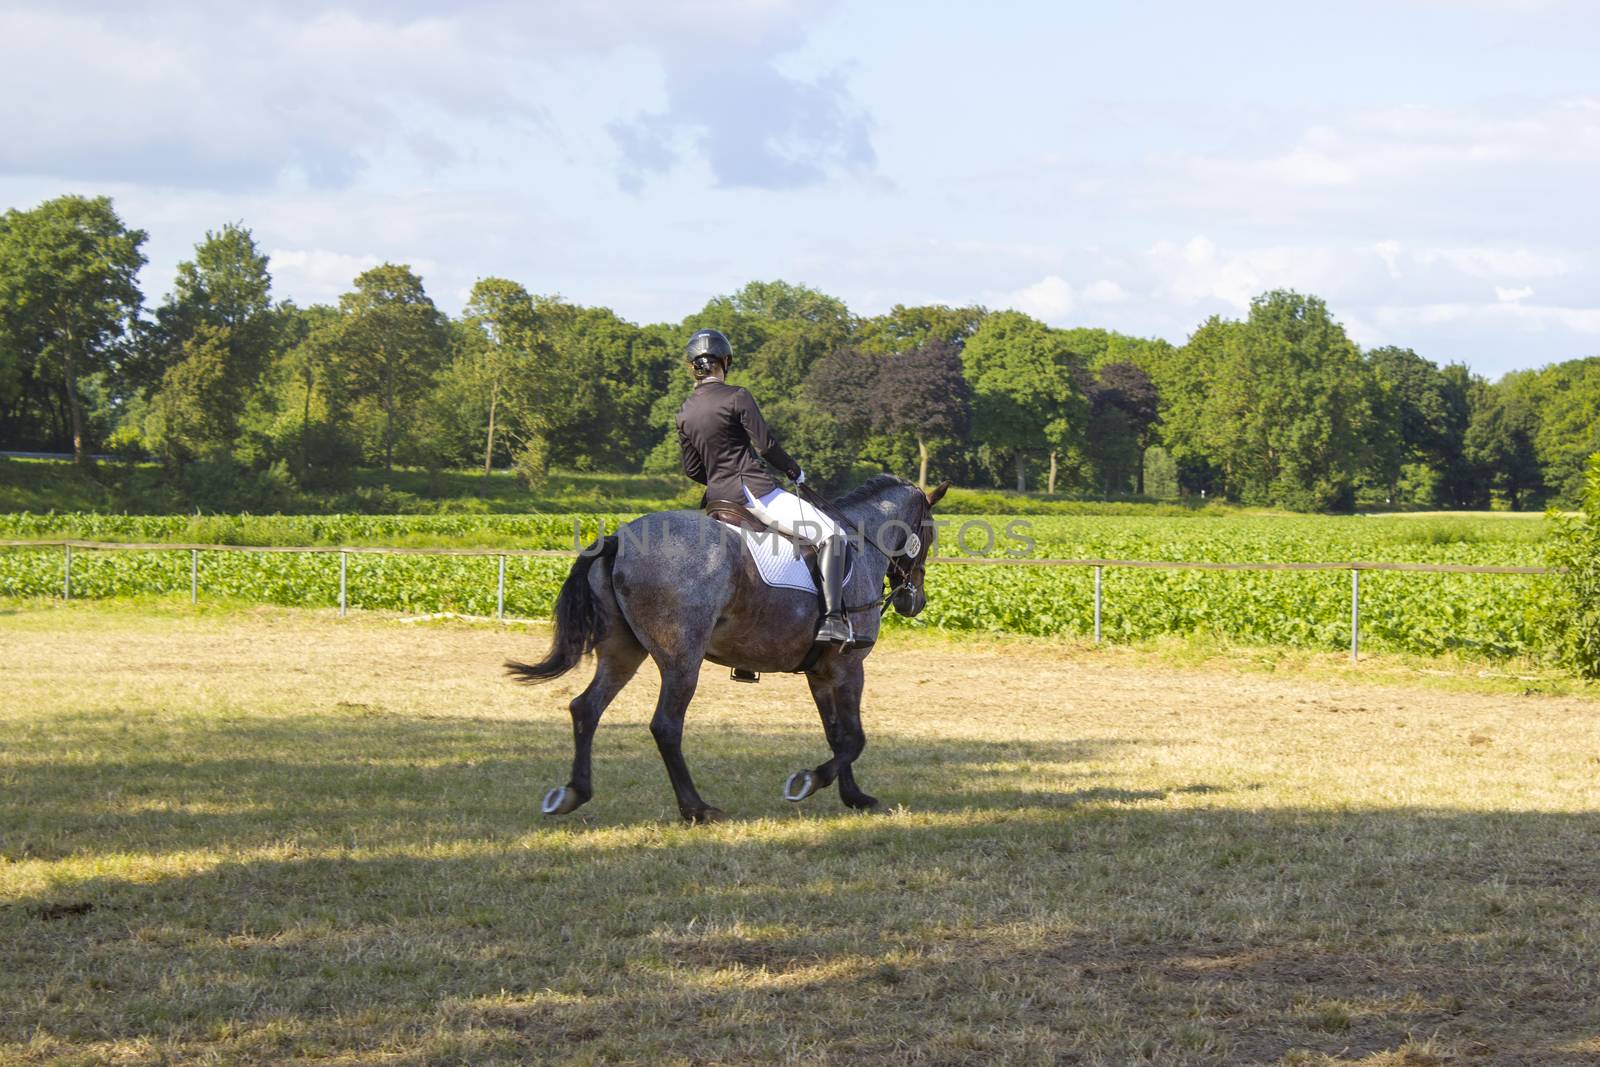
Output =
[{"x1": 719, "y1": 523, "x2": 851, "y2": 593}]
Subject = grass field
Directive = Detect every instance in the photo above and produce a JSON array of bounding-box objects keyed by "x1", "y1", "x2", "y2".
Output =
[{"x1": 3, "y1": 602, "x2": 1597, "y2": 1065}]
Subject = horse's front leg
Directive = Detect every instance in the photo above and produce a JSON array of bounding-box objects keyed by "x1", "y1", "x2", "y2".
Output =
[
  {"x1": 650, "y1": 661, "x2": 723, "y2": 823},
  {"x1": 787, "y1": 657, "x2": 880, "y2": 811}
]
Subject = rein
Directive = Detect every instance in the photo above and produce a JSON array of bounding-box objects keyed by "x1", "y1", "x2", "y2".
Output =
[{"x1": 793, "y1": 482, "x2": 928, "y2": 616}]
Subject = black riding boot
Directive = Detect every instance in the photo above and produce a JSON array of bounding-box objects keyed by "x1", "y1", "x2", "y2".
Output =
[{"x1": 814, "y1": 535, "x2": 853, "y2": 646}]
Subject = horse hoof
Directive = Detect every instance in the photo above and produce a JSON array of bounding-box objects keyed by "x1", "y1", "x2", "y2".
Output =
[
  {"x1": 784, "y1": 770, "x2": 817, "y2": 802},
  {"x1": 541, "y1": 786, "x2": 582, "y2": 816},
  {"x1": 685, "y1": 807, "x2": 725, "y2": 825}
]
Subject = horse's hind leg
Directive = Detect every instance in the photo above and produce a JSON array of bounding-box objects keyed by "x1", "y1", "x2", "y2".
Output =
[
  {"x1": 787, "y1": 659, "x2": 880, "y2": 811},
  {"x1": 542, "y1": 633, "x2": 646, "y2": 817}
]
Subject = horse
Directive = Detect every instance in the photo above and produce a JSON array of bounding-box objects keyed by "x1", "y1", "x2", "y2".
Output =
[{"x1": 506, "y1": 474, "x2": 950, "y2": 823}]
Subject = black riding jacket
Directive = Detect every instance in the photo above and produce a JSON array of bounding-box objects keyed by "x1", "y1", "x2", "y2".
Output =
[{"x1": 675, "y1": 379, "x2": 800, "y2": 504}]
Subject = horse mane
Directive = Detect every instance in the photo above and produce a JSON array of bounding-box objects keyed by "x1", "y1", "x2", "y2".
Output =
[{"x1": 834, "y1": 472, "x2": 914, "y2": 509}]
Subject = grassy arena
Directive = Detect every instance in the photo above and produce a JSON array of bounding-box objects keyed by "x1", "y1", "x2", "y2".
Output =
[{"x1": 2, "y1": 602, "x2": 1598, "y2": 1065}]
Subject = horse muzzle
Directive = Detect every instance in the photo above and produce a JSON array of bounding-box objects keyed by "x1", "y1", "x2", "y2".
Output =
[{"x1": 890, "y1": 584, "x2": 925, "y2": 617}]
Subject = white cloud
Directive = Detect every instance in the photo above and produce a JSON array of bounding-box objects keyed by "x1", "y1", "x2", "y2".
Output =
[
  {"x1": 1262, "y1": 148, "x2": 1356, "y2": 186},
  {"x1": 1496, "y1": 285, "x2": 1535, "y2": 302},
  {"x1": 1082, "y1": 279, "x2": 1128, "y2": 303},
  {"x1": 268, "y1": 249, "x2": 383, "y2": 303},
  {"x1": 1375, "y1": 301, "x2": 1600, "y2": 335},
  {"x1": 1002, "y1": 276, "x2": 1076, "y2": 319},
  {"x1": 268, "y1": 248, "x2": 440, "y2": 304},
  {"x1": 1415, "y1": 246, "x2": 1570, "y2": 279},
  {"x1": 1146, "y1": 237, "x2": 1311, "y2": 309},
  {"x1": 1374, "y1": 240, "x2": 1404, "y2": 278},
  {"x1": 0, "y1": 1, "x2": 871, "y2": 192}
]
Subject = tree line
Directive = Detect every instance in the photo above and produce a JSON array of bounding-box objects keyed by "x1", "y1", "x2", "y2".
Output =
[{"x1": 2, "y1": 194, "x2": 1597, "y2": 511}]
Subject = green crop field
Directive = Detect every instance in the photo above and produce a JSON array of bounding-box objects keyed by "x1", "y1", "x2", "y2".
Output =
[{"x1": 0, "y1": 511, "x2": 1554, "y2": 660}]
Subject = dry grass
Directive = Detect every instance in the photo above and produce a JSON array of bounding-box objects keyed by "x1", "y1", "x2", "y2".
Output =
[{"x1": 2, "y1": 600, "x2": 1598, "y2": 1065}]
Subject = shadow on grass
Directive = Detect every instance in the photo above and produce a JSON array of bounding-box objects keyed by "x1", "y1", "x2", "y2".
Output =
[
  {"x1": 2, "y1": 713, "x2": 1597, "y2": 1064},
  {"x1": 0, "y1": 708, "x2": 1155, "y2": 860}
]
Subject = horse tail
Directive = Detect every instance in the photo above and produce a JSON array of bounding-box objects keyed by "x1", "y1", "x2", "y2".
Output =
[{"x1": 504, "y1": 536, "x2": 618, "y2": 684}]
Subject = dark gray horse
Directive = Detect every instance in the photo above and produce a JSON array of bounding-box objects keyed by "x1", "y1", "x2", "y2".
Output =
[{"x1": 508, "y1": 474, "x2": 949, "y2": 822}]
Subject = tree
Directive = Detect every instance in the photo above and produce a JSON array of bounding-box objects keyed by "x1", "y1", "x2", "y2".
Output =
[
  {"x1": 1465, "y1": 376, "x2": 1543, "y2": 510},
  {"x1": 1168, "y1": 291, "x2": 1376, "y2": 510},
  {"x1": 1523, "y1": 357, "x2": 1600, "y2": 504},
  {"x1": 876, "y1": 340, "x2": 972, "y2": 489},
  {"x1": 854, "y1": 304, "x2": 986, "y2": 355},
  {"x1": 153, "y1": 324, "x2": 235, "y2": 460},
  {"x1": 961, "y1": 311, "x2": 1087, "y2": 492},
  {"x1": 543, "y1": 303, "x2": 676, "y2": 470},
  {"x1": 0, "y1": 195, "x2": 146, "y2": 462},
  {"x1": 273, "y1": 303, "x2": 346, "y2": 476},
  {"x1": 462, "y1": 278, "x2": 551, "y2": 476},
  {"x1": 685, "y1": 280, "x2": 855, "y2": 398},
  {"x1": 805, "y1": 346, "x2": 881, "y2": 441},
  {"x1": 145, "y1": 224, "x2": 276, "y2": 458},
  {"x1": 1086, "y1": 362, "x2": 1159, "y2": 495},
  {"x1": 1366, "y1": 346, "x2": 1467, "y2": 505},
  {"x1": 335, "y1": 264, "x2": 449, "y2": 470},
  {"x1": 1436, "y1": 362, "x2": 1483, "y2": 507}
]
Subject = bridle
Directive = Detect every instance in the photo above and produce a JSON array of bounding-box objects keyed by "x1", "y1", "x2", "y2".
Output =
[{"x1": 794, "y1": 482, "x2": 932, "y2": 616}]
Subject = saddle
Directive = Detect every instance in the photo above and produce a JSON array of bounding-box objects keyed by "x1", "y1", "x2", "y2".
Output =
[
  {"x1": 705, "y1": 499, "x2": 769, "y2": 535},
  {"x1": 705, "y1": 499, "x2": 826, "y2": 573},
  {"x1": 703, "y1": 500, "x2": 858, "y2": 682}
]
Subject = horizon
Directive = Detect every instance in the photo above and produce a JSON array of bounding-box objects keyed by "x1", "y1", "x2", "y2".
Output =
[{"x1": 3, "y1": 1, "x2": 1597, "y2": 379}]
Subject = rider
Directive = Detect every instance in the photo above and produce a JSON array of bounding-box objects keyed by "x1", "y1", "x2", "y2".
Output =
[{"x1": 675, "y1": 328, "x2": 854, "y2": 647}]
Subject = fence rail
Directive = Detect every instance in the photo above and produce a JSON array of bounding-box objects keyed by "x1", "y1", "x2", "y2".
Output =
[{"x1": 0, "y1": 538, "x2": 1555, "y2": 662}]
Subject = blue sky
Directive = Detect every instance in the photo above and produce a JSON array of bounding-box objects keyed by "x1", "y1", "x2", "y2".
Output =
[{"x1": 2, "y1": 0, "x2": 1597, "y2": 377}]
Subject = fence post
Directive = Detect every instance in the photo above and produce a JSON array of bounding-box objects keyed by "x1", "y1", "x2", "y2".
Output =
[
  {"x1": 339, "y1": 550, "x2": 348, "y2": 617},
  {"x1": 1093, "y1": 565, "x2": 1103, "y2": 643},
  {"x1": 190, "y1": 549, "x2": 199, "y2": 604},
  {"x1": 63, "y1": 544, "x2": 72, "y2": 600},
  {"x1": 496, "y1": 554, "x2": 506, "y2": 621},
  {"x1": 1350, "y1": 568, "x2": 1360, "y2": 663}
]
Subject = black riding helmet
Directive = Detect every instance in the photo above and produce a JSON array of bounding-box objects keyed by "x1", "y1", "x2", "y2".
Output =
[{"x1": 685, "y1": 328, "x2": 732, "y2": 379}]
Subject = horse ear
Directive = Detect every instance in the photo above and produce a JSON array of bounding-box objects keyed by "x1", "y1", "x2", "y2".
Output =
[{"x1": 925, "y1": 480, "x2": 951, "y2": 507}]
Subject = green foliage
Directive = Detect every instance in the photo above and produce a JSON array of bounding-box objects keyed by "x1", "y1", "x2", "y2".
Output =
[
  {"x1": 336, "y1": 264, "x2": 450, "y2": 470},
  {"x1": 544, "y1": 305, "x2": 675, "y2": 470},
  {"x1": 1464, "y1": 373, "x2": 1544, "y2": 510},
  {"x1": 5, "y1": 189, "x2": 1600, "y2": 520},
  {"x1": 961, "y1": 311, "x2": 1089, "y2": 491},
  {"x1": 1158, "y1": 292, "x2": 1376, "y2": 510},
  {"x1": 152, "y1": 324, "x2": 237, "y2": 460},
  {"x1": 853, "y1": 303, "x2": 986, "y2": 354},
  {"x1": 1517, "y1": 357, "x2": 1600, "y2": 505},
  {"x1": 1539, "y1": 453, "x2": 1600, "y2": 676},
  {"x1": 0, "y1": 194, "x2": 146, "y2": 460},
  {"x1": 511, "y1": 435, "x2": 550, "y2": 490},
  {"x1": 0, "y1": 508, "x2": 1553, "y2": 662},
  {"x1": 0, "y1": 458, "x2": 696, "y2": 516},
  {"x1": 1142, "y1": 446, "x2": 1180, "y2": 500}
]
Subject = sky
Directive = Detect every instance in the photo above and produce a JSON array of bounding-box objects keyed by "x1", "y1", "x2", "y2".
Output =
[{"x1": 2, "y1": 0, "x2": 1597, "y2": 378}]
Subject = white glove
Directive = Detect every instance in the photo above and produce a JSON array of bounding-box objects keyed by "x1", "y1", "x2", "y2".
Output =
[{"x1": 795, "y1": 469, "x2": 807, "y2": 485}]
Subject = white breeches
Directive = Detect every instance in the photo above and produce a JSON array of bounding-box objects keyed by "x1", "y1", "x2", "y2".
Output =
[{"x1": 742, "y1": 486, "x2": 843, "y2": 545}]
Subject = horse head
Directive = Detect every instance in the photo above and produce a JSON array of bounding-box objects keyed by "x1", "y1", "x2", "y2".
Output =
[
  {"x1": 885, "y1": 479, "x2": 949, "y2": 617},
  {"x1": 834, "y1": 475, "x2": 949, "y2": 618}
]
